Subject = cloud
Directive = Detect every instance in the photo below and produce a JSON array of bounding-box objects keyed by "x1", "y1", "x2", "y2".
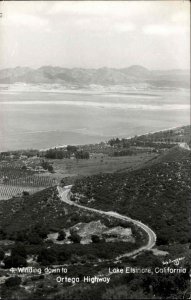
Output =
[
  {"x1": 143, "y1": 24, "x2": 189, "y2": 35},
  {"x1": 0, "y1": 1, "x2": 189, "y2": 70},
  {"x1": 47, "y1": 1, "x2": 131, "y2": 17},
  {"x1": 114, "y1": 23, "x2": 135, "y2": 33},
  {"x1": 1, "y1": 12, "x2": 49, "y2": 29},
  {"x1": 171, "y1": 11, "x2": 190, "y2": 24}
]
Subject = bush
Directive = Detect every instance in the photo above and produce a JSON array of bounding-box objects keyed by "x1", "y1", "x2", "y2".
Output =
[
  {"x1": 69, "y1": 231, "x2": 81, "y2": 243},
  {"x1": 37, "y1": 247, "x2": 57, "y2": 265},
  {"x1": 4, "y1": 276, "x2": 21, "y2": 288},
  {"x1": 12, "y1": 243, "x2": 27, "y2": 258},
  {"x1": 33, "y1": 223, "x2": 49, "y2": 239},
  {"x1": 48, "y1": 165, "x2": 54, "y2": 173},
  {"x1": 22, "y1": 191, "x2": 30, "y2": 196},
  {"x1": 4, "y1": 255, "x2": 27, "y2": 268},
  {"x1": 91, "y1": 235, "x2": 100, "y2": 243},
  {"x1": 0, "y1": 247, "x2": 5, "y2": 260},
  {"x1": 27, "y1": 232, "x2": 43, "y2": 245},
  {"x1": 57, "y1": 230, "x2": 66, "y2": 241}
]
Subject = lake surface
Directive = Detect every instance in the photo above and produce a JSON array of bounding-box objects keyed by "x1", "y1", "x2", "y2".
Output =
[{"x1": 0, "y1": 89, "x2": 190, "y2": 151}]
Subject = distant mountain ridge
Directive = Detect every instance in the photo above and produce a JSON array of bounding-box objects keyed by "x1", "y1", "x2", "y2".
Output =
[{"x1": 0, "y1": 65, "x2": 190, "y2": 88}]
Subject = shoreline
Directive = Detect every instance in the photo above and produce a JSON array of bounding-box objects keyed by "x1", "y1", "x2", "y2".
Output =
[
  {"x1": 39, "y1": 124, "x2": 189, "y2": 152},
  {"x1": 0, "y1": 124, "x2": 189, "y2": 153},
  {"x1": 124, "y1": 125, "x2": 185, "y2": 141}
]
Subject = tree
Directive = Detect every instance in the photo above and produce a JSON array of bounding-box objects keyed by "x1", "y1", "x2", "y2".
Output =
[
  {"x1": 91, "y1": 235, "x2": 100, "y2": 243},
  {"x1": 21, "y1": 165, "x2": 27, "y2": 170},
  {"x1": 28, "y1": 232, "x2": 43, "y2": 245},
  {"x1": 75, "y1": 150, "x2": 89, "y2": 159},
  {"x1": 37, "y1": 247, "x2": 57, "y2": 265},
  {"x1": 47, "y1": 165, "x2": 54, "y2": 173},
  {"x1": 0, "y1": 247, "x2": 5, "y2": 260},
  {"x1": 69, "y1": 230, "x2": 81, "y2": 243},
  {"x1": 33, "y1": 223, "x2": 48, "y2": 239},
  {"x1": 22, "y1": 191, "x2": 29, "y2": 197},
  {"x1": 67, "y1": 145, "x2": 77, "y2": 153},
  {"x1": 57, "y1": 230, "x2": 66, "y2": 241},
  {"x1": 12, "y1": 243, "x2": 27, "y2": 258}
]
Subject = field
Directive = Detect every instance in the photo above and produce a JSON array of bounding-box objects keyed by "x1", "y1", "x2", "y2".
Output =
[
  {"x1": 52, "y1": 152, "x2": 157, "y2": 178},
  {"x1": 0, "y1": 163, "x2": 57, "y2": 200},
  {"x1": 0, "y1": 151, "x2": 156, "y2": 201},
  {"x1": 0, "y1": 185, "x2": 44, "y2": 200}
]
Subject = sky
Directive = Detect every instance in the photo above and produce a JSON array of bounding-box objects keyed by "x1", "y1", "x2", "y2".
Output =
[{"x1": 0, "y1": 1, "x2": 190, "y2": 70}]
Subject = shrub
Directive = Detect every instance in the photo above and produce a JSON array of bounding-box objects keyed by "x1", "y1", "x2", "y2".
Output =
[
  {"x1": 37, "y1": 247, "x2": 57, "y2": 265},
  {"x1": 91, "y1": 235, "x2": 100, "y2": 243},
  {"x1": 0, "y1": 247, "x2": 5, "y2": 260},
  {"x1": 22, "y1": 191, "x2": 30, "y2": 196},
  {"x1": 57, "y1": 230, "x2": 66, "y2": 241},
  {"x1": 12, "y1": 243, "x2": 27, "y2": 258},
  {"x1": 4, "y1": 276, "x2": 21, "y2": 288},
  {"x1": 4, "y1": 255, "x2": 27, "y2": 268},
  {"x1": 69, "y1": 231, "x2": 81, "y2": 244}
]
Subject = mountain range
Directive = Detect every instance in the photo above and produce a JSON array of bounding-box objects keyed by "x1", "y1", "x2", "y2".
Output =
[{"x1": 0, "y1": 65, "x2": 190, "y2": 88}]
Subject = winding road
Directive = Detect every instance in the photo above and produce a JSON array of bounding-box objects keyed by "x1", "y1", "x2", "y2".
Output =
[{"x1": 57, "y1": 185, "x2": 156, "y2": 260}]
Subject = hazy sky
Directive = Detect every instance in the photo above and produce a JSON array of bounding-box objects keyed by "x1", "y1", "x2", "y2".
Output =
[{"x1": 0, "y1": 1, "x2": 190, "y2": 70}]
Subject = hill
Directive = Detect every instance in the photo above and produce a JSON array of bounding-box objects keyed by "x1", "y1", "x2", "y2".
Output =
[
  {"x1": 150, "y1": 144, "x2": 190, "y2": 162},
  {"x1": 139, "y1": 144, "x2": 191, "y2": 169},
  {"x1": 0, "y1": 65, "x2": 189, "y2": 88},
  {"x1": 0, "y1": 187, "x2": 99, "y2": 236},
  {"x1": 71, "y1": 147, "x2": 191, "y2": 245}
]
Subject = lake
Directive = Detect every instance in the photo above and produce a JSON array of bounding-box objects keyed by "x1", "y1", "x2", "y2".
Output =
[{"x1": 0, "y1": 89, "x2": 190, "y2": 151}]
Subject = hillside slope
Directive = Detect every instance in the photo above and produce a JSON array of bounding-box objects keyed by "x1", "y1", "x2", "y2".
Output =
[
  {"x1": 71, "y1": 147, "x2": 191, "y2": 245},
  {"x1": 138, "y1": 144, "x2": 191, "y2": 170}
]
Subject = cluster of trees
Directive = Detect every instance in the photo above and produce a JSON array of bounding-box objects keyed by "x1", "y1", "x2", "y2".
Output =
[
  {"x1": 0, "y1": 149, "x2": 40, "y2": 159},
  {"x1": 75, "y1": 150, "x2": 90, "y2": 159},
  {"x1": 44, "y1": 146, "x2": 89, "y2": 160},
  {"x1": 37, "y1": 247, "x2": 57, "y2": 265},
  {"x1": 108, "y1": 137, "x2": 122, "y2": 147},
  {"x1": 44, "y1": 149, "x2": 70, "y2": 159},
  {"x1": 1, "y1": 238, "x2": 139, "y2": 270},
  {"x1": 57, "y1": 229, "x2": 105, "y2": 244},
  {"x1": 3, "y1": 243, "x2": 27, "y2": 268},
  {"x1": 57, "y1": 229, "x2": 82, "y2": 243},
  {"x1": 41, "y1": 160, "x2": 54, "y2": 172},
  {"x1": 1, "y1": 240, "x2": 139, "y2": 270},
  {"x1": 108, "y1": 135, "x2": 176, "y2": 150},
  {"x1": 12, "y1": 223, "x2": 49, "y2": 245}
]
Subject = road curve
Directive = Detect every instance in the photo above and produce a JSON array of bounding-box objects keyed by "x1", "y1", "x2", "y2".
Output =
[{"x1": 57, "y1": 185, "x2": 156, "y2": 260}]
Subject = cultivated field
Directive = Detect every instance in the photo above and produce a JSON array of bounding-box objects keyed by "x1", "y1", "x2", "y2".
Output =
[
  {"x1": 0, "y1": 163, "x2": 57, "y2": 200},
  {"x1": 0, "y1": 185, "x2": 44, "y2": 200}
]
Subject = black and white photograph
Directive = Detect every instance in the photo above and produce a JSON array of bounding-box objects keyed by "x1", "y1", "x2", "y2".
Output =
[{"x1": 0, "y1": 0, "x2": 190, "y2": 299}]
